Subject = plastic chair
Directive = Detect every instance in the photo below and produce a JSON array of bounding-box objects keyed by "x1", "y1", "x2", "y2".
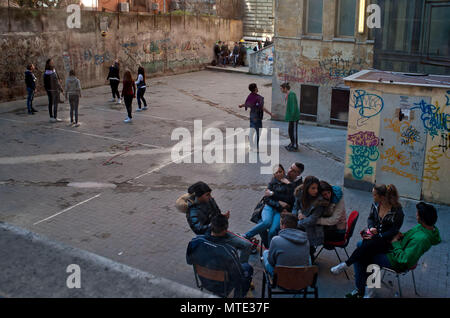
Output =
[
  {"x1": 262, "y1": 265, "x2": 319, "y2": 298},
  {"x1": 315, "y1": 210, "x2": 360, "y2": 280}
]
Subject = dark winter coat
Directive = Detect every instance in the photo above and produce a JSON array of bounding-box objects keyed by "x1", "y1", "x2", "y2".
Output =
[{"x1": 186, "y1": 197, "x2": 222, "y2": 235}]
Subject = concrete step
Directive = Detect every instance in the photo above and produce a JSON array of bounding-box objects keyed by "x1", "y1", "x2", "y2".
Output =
[{"x1": 206, "y1": 65, "x2": 250, "y2": 74}]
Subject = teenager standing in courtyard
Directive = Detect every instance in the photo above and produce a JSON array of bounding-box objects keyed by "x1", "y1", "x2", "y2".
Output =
[
  {"x1": 238, "y1": 83, "x2": 272, "y2": 152},
  {"x1": 282, "y1": 83, "x2": 300, "y2": 151},
  {"x1": 121, "y1": 70, "x2": 136, "y2": 123},
  {"x1": 135, "y1": 66, "x2": 148, "y2": 112}
]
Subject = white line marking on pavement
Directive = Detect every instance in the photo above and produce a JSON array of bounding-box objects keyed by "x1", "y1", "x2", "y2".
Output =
[
  {"x1": 0, "y1": 148, "x2": 171, "y2": 165},
  {"x1": 33, "y1": 194, "x2": 102, "y2": 226},
  {"x1": 0, "y1": 117, "x2": 27, "y2": 124},
  {"x1": 0, "y1": 116, "x2": 161, "y2": 149},
  {"x1": 132, "y1": 122, "x2": 242, "y2": 181},
  {"x1": 92, "y1": 107, "x2": 193, "y2": 124},
  {"x1": 50, "y1": 127, "x2": 162, "y2": 149}
]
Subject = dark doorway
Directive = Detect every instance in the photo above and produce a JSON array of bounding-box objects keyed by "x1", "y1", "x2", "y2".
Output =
[
  {"x1": 330, "y1": 88, "x2": 350, "y2": 126},
  {"x1": 300, "y1": 85, "x2": 318, "y2": 122}
]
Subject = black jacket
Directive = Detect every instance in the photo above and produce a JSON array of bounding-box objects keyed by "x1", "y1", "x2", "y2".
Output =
[
  {"x1": 265, "y1": 177, "x2": 296, "y2": 212},
  {"x1": 367, "y1": 203, "x2": 404, "y2": 241},
  {"x1": 214, "y1": 44, "x2": 221, "y2": 55},
  {"x1": 186, "y1": 233, "x2": 251, "y2": 297},
  {"x1": 43, "y1": 71, "x2": 61, "y2": 92},
  {"x1": 186, "y1": 197, "x2": 221, "y2": 235},
  {"x1": 25, "y1": 70, "x2": 36, "y2": 90},
  {"x1": 107, "y1": 66, "x2": 120, "y2": 81}
]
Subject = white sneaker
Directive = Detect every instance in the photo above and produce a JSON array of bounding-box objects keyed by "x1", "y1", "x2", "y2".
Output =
[
  {"x1": 117, "y1": 99, "x2": 122, "y2": 104},
  {"x1": 331, "y1": 262, "x2": 348, "y2": 275},
  {"x1": 136, "y1": 108, "x2": 142, "y2": 112},
  {"x1": 55, "y1": 118, "x2": 62, "y2": 122},
  {"x1": 110, "y1": 98, "x2": 116, "y2": 102},
  {"x1": 74, "y1": 123, "x2": 80, "y2": 127},
  {"x1": 142, "y1": 106, "x2": 148, "y2": 110},
  {"x1": 124, "y1": 117, "x2": 132, "y2": 123}
]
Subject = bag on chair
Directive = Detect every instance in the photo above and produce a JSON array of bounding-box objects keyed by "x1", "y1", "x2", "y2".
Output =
[{"x1": 250, "y1": 197, "x2": 266, "y2": 224}]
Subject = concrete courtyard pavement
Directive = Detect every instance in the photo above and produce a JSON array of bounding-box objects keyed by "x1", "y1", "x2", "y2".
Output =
[{"x1": 0, "y1": 70, "x2": 448, "y2": 298}]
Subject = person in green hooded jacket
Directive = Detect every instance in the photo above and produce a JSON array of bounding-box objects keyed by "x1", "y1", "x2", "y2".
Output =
[
  {"x1": 346, "y1": 201, "x2": 441, "y2": 298},
  {"x1": 281, "y1": 83, "x2": 301, "y2": 151}
]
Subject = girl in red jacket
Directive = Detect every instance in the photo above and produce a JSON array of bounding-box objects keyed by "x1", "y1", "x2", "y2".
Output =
[{"x1": 121, "y1": 70, "x2": 136, "y2": 123}]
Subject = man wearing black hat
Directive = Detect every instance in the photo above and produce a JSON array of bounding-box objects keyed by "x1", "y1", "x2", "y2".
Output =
[{"x1": 186, "y1": 181, "x2": 253, "y2": 263}]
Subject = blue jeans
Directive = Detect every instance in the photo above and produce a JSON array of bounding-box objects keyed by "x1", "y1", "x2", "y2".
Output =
[
  {"x1": 26, "y1": 87, "x2": 35, "y2": 113},
  {"x1": 223, "y1": 232, "x2": 252, "y2": 263},
  {"x1": 263, "y1": 249, "x2": 274, "y2": 277},
  {"x1": 136, "y1": 87, "x2": 147, "y2": 108},
  {"x1": 353, "y1": 253, "x2": 392, "y2": 294},
  {"x1": 245, "y1": 205, "x2": 280, "y2": 248},
  {"x1": 249, "y1": 119, "x2": 262, "y2": 149}
]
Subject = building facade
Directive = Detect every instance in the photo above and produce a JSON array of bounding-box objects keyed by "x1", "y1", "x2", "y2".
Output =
[
  {"x1": 372, "y1": 0, "x2": 450, "y2": 76},
  {"x1": 272, "y1": 0, "x2": 374, "y2": 127},
  {"x1": 243, "y1": 0, "x2": 275, "y2": 40},
  {"x1": 344, "y1": 70, "x2": 450, "y2": 205}
]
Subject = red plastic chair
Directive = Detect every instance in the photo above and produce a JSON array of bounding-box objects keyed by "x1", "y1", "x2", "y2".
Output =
[{"x1": 315, "y1": 210, "x2": 360, "y2": 280}]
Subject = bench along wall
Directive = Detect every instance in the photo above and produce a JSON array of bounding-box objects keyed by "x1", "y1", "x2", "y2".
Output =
[{"x1": 0, "y1": 8, "x2": 243, "y2": 102}]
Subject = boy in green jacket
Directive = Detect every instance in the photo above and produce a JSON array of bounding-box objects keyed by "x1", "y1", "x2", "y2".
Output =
[
  {"x1": 347, "y1": 202, "x2": 441, "y2": 298},
  {"x1": 281, "y1": 83, "x2": 301, "y2": 151}
]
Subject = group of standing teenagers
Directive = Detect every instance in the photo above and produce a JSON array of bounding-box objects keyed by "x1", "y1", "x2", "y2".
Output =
[{"x1": 107, "y1": 61, "x2": 149, "y2": 123}]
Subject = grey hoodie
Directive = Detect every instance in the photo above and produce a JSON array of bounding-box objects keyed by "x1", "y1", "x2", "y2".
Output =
[
  {"x1": 268, "y1": 228, "x2": 311, "y2": 268},
  {"x1": 65, "y1": 76, "x2": 81, "y2": 98}
]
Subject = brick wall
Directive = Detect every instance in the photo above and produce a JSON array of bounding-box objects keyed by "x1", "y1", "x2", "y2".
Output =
[{"x1": 0, "y1": 7, "x2": 243, "y2": 102}]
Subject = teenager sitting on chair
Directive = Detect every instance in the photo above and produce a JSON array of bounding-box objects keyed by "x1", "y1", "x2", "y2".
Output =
[
  {"x1": 263, "y1": 213, "x2": 311, "y2": 277},
  {"x1": 186, "y1": 214, "x2": 254, "y2": 298},
  {"x1": 344, "y1": 202, "x2": 441, "y2": 298}
]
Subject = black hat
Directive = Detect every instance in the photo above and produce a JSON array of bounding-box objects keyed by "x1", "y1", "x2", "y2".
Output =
[
  {"x1": 416, "y1": 202, "x2": 438, "y2": 226},
  {"x1": 188, "y1": 181, "x2": 212, "y2": 198}
]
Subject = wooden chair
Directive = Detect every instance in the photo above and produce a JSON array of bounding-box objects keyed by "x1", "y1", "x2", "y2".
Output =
[
  {"x1": 193, "y1": 264, "x2": 231, "y2": 298},
  {"x1": 262, "y1": 265, "x2": 319, "y2": 298}
]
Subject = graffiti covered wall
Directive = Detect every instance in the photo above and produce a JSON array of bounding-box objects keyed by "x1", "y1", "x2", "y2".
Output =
[
  {"x1": 249, "y1": 44, "x2": 274, "y2": 75},
  {"x1": 0, "y1": 8, "x2": 243, "y2": 102},
  {"x1": 271, "y1": 0, "x2": 374, "y2": 125},
  {"x1": 344, "y1": 76, "x2": 450, "y2": 205}
]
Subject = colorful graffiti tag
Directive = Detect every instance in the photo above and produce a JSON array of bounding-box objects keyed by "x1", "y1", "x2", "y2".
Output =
[
  {"x1": 400, "y1": 126, "x2": 421, "y2": 146},
  {"x1": 411, "y1": 99, "x2": 450, "y2": 138},
  {"x1": 347, "y1": 131, "x2": 380, "y2": 179},
  {"x1": 381, "y1": 146, "x2": 410, "y2": 166},
  {"x1": 352, "y1": 90, "x2": 384, "y2": 127}
]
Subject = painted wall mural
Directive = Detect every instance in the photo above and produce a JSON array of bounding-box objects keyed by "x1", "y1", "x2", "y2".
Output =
[{"x1": 347, "y1": 131, "x2": 380, "y2": 180}]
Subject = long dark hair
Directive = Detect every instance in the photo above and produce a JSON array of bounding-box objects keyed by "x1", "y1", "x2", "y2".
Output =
[
  {"x1": 45, "y1": 59, "x2": 53, "y2": 71},
  {"x1": 138, "y1": 66, "x2": 146, "y2": 83},
  {"x1": 301, "y1": 176, "x2": 320, "y2": 209},
  {"x1": 123, "y1": 70, "x2": 132, "y2": 82},
  {"x1": 319, "y1": 180, "x2": 334, "y2": 201}
]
